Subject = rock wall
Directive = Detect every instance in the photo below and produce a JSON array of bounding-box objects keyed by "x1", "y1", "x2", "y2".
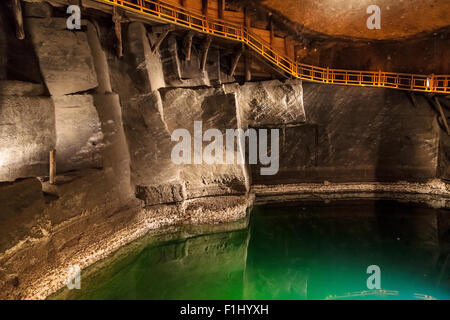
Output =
[
  {"x1": 0, "y1": 1, "x2": 255, "y2": 299},
  {"x1": 0, "y1": 0, "x2": 448, "y2": 300},
  {"x1": 252, "y1": 83, "x2": 442, "y2": 185}
]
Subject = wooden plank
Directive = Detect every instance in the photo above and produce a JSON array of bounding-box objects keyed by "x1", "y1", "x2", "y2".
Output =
[
  {"x1": 229, "y1": 46, "x2": 243, "y2": 76},
  {"x1": 218, "y1": 0, "x2": 224, "y2": 19},
  {"x1": 244, "y1": 7, "x2": 251, "y2": 28},
  {"x1": 202, "y1": 0, "x2": 208, "y2": 15},
  {"x1": 201, "y1": 36, "x2": 212, "y2": 71},
  {"x1": 269, "y1": 13, "x2": 274, "y2": 45},
  {"x1": 152, "y1": 27, "x2": 173, "y2": 53},
  {"x1": 12, "y1": 0, "x2": 25, "y2": 40},
  {"x1": 113, "y1": 7, "x2": 123, "y2": 58},
  {"x1": 49, "y1": 149, "x2": 56, "y2": 184},
  {"x1": 184, "y1": 31, "x2": 195, "y2": 61}
]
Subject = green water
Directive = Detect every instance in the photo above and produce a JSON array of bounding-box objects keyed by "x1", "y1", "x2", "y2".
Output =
[{"x1": 52, "y1": 201, "x2": 450, "y2": 300}]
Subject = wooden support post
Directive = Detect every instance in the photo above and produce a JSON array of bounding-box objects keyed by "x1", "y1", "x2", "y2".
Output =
[
  {"x1": 49, "y1": 149, "x2": 56, "y2": 184},
  {"x1": 244, "y1": 52, "x2": 251, "y2": 82},
  {"x1": 284, "y1": 36, "x2": 294, "y2": 58},
  {"x1": 244, "y1": 7, "x2": 251, "y2": 29},
  {"x1": 179, "y1": 0, "x2": 185, "y2": 7},
  {"x1": 152, "y1": 27, "x2": 172, "y2": 54},
  {"x1": 218, "y1": 0, "x2": 224, "y2": 19},
  {"x1": 12, "y1": 0, "x2": 25, "y2": 40},
  {"x1": 202, "y1": 0, "x2": 208, "y2": 15},
  {"x1": 229, "y1": 46, "x2": 243, "y2": 77},
  {"x1": 435, "y1": 96, "x2": 450, "y2": 135},
  {"x1": 284, "y1": 36, "x2": 288, "y2": 56},
  {"x1": 269, "y1": 13, "x2": 274, "y2": 46},
  {"x1": 184, "y1": 31, "x2": 194, "y2": 61},
  {"x1": 201, "y1": 36, "x2": 212, "y2": 71},
  {"x1": 113, "y1": 7, "x2": 123, "y2": 58}
]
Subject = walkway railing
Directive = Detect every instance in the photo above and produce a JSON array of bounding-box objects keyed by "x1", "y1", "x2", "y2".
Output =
[{"x1": 97, "y1": 0, "x2": 450, "y2": 94}]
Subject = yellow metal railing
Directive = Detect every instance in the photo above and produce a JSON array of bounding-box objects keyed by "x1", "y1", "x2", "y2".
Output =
[{"x1": 98, "y1": 0, "x2": 450, "y2": 94}]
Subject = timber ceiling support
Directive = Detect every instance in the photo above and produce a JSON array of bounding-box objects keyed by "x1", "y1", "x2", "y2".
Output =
[
  {"x1": 201, "y1": 36, "x2": 212, "y2": 72},
  {"x1": 244, "y1": 7, "x2": 251, "y2": 29},
  {"x1": 183, "y1": 31, "x2": 195, "y2": 62},
  {"x1": 151, "y1": 25, "x2": 175, "y2": 54},
  {"x1": 229, "y1": 45, "x2": 244, "y2": 77},
  {"x1": 12, "y1": 0, "x2": 25, "y2": 40},
  {"x1": 112, "y1": 7, "x2": 124, "y2": 58},
  {"x1": 218, "y1": 0, "x2": 224, "y2": 19},
  {"x1": 202, "y1": 0, "x2": 208, "y2": 16},
  {"x1": 269, "y1": 12, "x2": 274, "y2": 46}
]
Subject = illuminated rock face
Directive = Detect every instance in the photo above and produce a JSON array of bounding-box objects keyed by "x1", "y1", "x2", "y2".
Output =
[
  {"x1": 225, "y1": 79, "x2": 305, "y2": 128},
  {"x1": 53, "y1": 95, "x2": 104, "y2": 173},
  {"x1": 0, "y1": 178, "x2": 45, "y2": 253},
  {"x1": 252, "y1": 83, "x2": 441, "y2": 185},
  {"x1": 0, "y1": 0, "x2": 448, "y2": 300},
  {"x1": 26, "y1": 18, "x2": 98, "y2": 96},
  {"x1": 0, "y1": 95, "x2": 56, "y2": 181},
  {"x1": 127, "y1": 88, "x2": 248, "y2": 206}
]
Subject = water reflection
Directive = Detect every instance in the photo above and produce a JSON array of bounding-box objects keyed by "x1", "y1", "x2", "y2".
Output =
[{"x1": 51, "y1": 200, "x2": 450, "y2": 300}]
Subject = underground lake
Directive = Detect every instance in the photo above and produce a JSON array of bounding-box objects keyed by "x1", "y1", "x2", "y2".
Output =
[{"x1": 50, "y1": 200, "x2": 450, "y2": 300}]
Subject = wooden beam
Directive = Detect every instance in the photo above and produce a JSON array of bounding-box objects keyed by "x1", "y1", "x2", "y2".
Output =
[
  {"x1": 202, "y1": 0, "x2": 208, "y2": 15},
  {"x1": 152, "y1": 27, "x2": 172, "y2": 54},
  {"x1": 244, "y1": 7, "x2": 251, "y2": 29},
  {"x1": 435, "y1": 96, "x2": 450, "y2": 135},
  {"x1": 201, "y1": 36, "x2": 212, "y2": 71},
  {"x1": 269, "y1": 13, "x2": 274, "y2": 46},
  {"x1": 229, "y1": 46, "x2": 243, "y2": 77},
  {"x1": 184, "y1": 31, "x2": 195, "y2": 61},
  {"x1": 179, "y1": 0, "x2": 185, "y2": 7},
  {"x1": 12, "y1": 0, "x2": 25, "y2": 40},
  {"x1": 218, "y1": 0, "x2": 224, "y2": 19},
  {"x1": 49, "y1": 149, "x2": 56, "y2": 184},
  {"x1": 284, "y1": 36, "x2": 288, "y2": 56},
  {"x1": 112, "y1": 7, "x2": 123, "y2": 58}
]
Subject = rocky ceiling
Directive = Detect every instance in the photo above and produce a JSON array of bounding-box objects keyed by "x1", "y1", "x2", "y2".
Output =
[{"x1": 262, "y1": 0, "x2": 450, "y2": 40}]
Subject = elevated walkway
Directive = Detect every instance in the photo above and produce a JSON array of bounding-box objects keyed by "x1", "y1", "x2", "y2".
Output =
[{"x1": 98, "y1": 0, "x2": 449, "y2": 94}]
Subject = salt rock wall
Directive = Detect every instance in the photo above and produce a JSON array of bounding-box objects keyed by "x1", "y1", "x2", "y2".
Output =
[
  {"x1": 53, "y1": 95, "x2": 103, "y2": 172},
  {"x1": 224, "y1": 79, "x2": 305, "y2": 128},
  {"x1": 0, "y1": 4, "x2": 137, "y2": 299},
  {"x1": 0, "y1": 0, "x2": 448, "y2": 300},
  {"x1": 0, "y1": 6, "x2": 42, "y2": 83},
  {"x1": 438, "y1": 98, "x2": 450, "y2": 181},
  {"x1": 26, "y1": 17, "x2": 98, "y2": 96},
  {"x1": 0, "y1": 86, "x2": 55, "y2": 181},
  {"x1": 128, "y1": 87, "x2": 249, "y2": 206},
  {"x1": 126, "y1": 78, "x2": 306, "y2": 206},
  {"x1": 252, "y1": 83, "x2": 441, "y2": 184}
]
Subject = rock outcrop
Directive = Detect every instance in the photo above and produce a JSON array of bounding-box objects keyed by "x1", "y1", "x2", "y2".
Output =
[
  {"x1": 26, "y1": 18, "x2": 98, "y2": 96},
  {"x1": 252, "y1": 83, "x2": 441, "y2": 185},
  {"x1": 0, "y1": 95, "x2": 56, "y2": 181}
]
